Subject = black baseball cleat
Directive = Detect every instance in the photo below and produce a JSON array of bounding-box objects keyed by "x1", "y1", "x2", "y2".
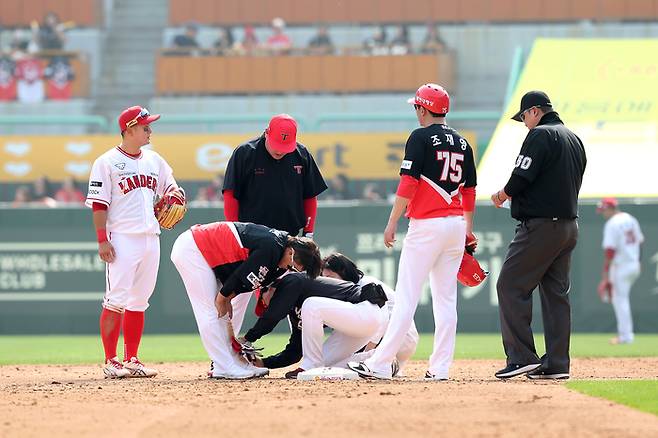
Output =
[
  {"x1": 526, "y1": 366, "x2": 569, "y2": 380},
  {"x1": 495, "y1": 363, "x2": 541, "y2": 379},
  {"x1": 284, "y1": 367, "x2": 304, "y2": 379}
]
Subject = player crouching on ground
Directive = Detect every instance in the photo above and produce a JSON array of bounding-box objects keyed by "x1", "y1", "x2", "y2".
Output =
[
  {"x1": 87, "y1": 106, "x2": 185, "y2": 379},
  {"x1": 321, "y1": 253, "x2": 419, "y2": 375},
  {"x1": 170, "y1": 221, "x2": 299, "y2": 379},
  {"x1": 235, "y1": 240, "x2": 390, "y2": 379}
]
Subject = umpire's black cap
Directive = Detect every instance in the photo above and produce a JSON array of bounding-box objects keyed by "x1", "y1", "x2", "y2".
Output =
[{"x1": 512, "y1": 90, "x2": 552, "y2": 122}]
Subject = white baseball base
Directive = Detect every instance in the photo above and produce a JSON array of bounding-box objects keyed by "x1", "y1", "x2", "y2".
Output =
[{"x1": 297, "y1": 367, "x2": 360, "y2": 381}]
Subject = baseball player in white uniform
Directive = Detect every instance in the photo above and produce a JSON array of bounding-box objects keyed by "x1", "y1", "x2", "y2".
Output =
[
  {"x1": 349, "y1": 84, "x2": 477, "y2": 380},
  {"x1": 321, "y1": 253, "x2": 419, "y2": 374},
  {"x1": 86, "y1": 106, "x2": 181, "y2": 378},
  {"x1": 597, "y1": 198, "x2": 644, "y2": 345}
]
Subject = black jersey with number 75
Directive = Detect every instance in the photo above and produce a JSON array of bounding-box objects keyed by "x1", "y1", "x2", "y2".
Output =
[{"x1": 400, "y1": 124, "x2": 477, "y2": 218}]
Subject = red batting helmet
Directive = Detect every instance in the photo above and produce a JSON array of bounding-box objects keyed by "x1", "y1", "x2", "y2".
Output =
[
  {"x1": 407, "y1": 83, "x2": 450, "y2": 114},
  {"x1": 458, "y1": 251, "x2": 488, "y2": 287}
]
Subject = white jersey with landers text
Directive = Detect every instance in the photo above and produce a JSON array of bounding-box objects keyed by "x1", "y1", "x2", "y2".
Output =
[
  {"x1": 85, "y1": 145, "x2": 176, "y2": 234},
  {"x1": 603, "y1": 212, "x2": 644, "y2": 266}
]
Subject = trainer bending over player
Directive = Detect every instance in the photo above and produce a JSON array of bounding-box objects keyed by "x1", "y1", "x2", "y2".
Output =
[{"x1": 170, "y1": 221, "x2": 299, "y2": 379}]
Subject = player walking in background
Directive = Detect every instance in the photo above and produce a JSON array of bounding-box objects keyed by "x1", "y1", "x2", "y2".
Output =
[
  {"x1": 349, "y1": 84, "x2": 478, "y2": 380},
  {"x1": 596, "y1": 198, "x2": 644, "y2": 345},
  {"x1": 170, "y1": 221, "x2": 299, "y2": 379},
  {"x1": 86, "y1": 106, "x2": 183, "y2": 378},
  {"x1": 491, "y1": 91, "x2": 586, "y2": 380},
  {"x1": 321, "y1": 253, "x2": 419, "y2": 374},
  {"x1": 222, "y1": 113, "x2": 327, "y2": 333}
]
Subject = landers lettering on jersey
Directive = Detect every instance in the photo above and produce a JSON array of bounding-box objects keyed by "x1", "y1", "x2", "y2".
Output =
[{"x1": 118, "y1": 174, "x2": 159, "y2": 195}]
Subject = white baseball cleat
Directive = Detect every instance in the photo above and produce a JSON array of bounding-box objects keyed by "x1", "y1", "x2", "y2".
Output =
[
  {"x1": 241, "y1": 361, "x2": 269, "y2": 378},
  {"x1": 347, "y1": 361, "x2": 392, "y2": 380},
  {"x1": 103, "y1": 357, "x2": 130, "y2": 379},
  {"x1": 123, "y1": 357, "x2": 158, "y2": 378},
  {"x1": 209, "y1": 365, "x2": 258, "y2": 380},
  {"x1": 424, "y1": 371, "x2": 448, "y2": 381}
]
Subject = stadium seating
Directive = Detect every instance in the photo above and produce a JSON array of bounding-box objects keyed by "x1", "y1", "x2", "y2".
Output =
[
  {"x1": 0, "y1": 0, "x2": 100, "y2": 27},
  {"x1": 169, "y1": 0, "x2": 658, "y2": 25}
]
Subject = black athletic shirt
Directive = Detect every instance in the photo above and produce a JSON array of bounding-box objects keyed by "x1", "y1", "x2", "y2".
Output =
[
  {"x1": 207, "y1": 222, "x2": 289, "y2": 297},
  {"x1": 243, "y1": 273, "x2": 365, "y2": 369},
  {"x1": 504, "y1": 112, "x2": 587, "y2": 220},
  {"x1": 223, "y1": 135, "x2": 328, "y2": 235}
]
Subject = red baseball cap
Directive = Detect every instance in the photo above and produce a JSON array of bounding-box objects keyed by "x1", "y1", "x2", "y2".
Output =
[
  {"x1": 265, "y1": 114, "x2": 297, "y2": 154},
  {"x1": 596, "y1": 197, "x2": 618, "y2": 212},
  {"x1": 118, "y1": 106, "x2": 161, "y2": 132}
]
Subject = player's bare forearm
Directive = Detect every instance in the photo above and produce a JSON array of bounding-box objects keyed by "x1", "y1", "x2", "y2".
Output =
[
  {"x1": 92, "y1": 210, "x2": 115, "y2": 263},
  {"x1": 384, "y1": 195, "x2": 409, "y2": 248},
  {"x1": 464, "y1": 211, "x2": 474, "y2": 235}
]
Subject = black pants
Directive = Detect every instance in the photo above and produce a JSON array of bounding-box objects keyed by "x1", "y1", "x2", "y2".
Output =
[{"x1": 496, "y1": 218, "x2": 578, "y2": 372}]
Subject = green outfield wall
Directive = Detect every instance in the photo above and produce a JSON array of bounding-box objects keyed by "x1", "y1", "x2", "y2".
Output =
[{"x1": 0, "y1": 203, "x2": 656, "y2": 334}]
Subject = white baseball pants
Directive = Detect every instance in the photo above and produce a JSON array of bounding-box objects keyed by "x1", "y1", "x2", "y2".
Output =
[
  {"x1": 170, "y1": 229, "x2": 246, "y2": 373},
  {"x1": 103, "y1": 233, "x2": 159, "y2": 312},
  {"x1": 344, "y1": 322, "x2": 419, "y2": 372},
  {"x1": 365, "y1": 216, "x2": 465, "y2": 379},
  {"x1": 300, "y1": 297, "x2": 387, "y2": 371},
  {"x1": 610, "y1": 262, "x2": 640, "y2": 343}
]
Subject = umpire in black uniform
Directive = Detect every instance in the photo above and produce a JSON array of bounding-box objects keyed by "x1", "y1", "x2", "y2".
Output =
[{"x1": 491, "y1": 91, "x2": 586, "y2": 380}]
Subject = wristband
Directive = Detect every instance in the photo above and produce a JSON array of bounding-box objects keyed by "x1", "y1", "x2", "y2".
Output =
[{"x1": 96, "y1": 229, "x2": 108, "y2": 243}]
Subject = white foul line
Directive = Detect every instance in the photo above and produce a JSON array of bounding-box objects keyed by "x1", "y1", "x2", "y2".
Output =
[
  {"x1": 0, "y1": 242, "x2": 98, "y2": 251},
  {"x1": 0, "y1": 292, "x2": 103, "y2": 301}
]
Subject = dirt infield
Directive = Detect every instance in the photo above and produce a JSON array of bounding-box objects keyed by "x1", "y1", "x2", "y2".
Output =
[{"x1": 2, "y1": 358, "x2": 657, "y2": 438}]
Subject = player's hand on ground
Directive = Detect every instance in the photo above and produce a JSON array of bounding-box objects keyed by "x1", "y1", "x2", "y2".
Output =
[
  {"x1": 98, "y1": 241, "x2": 115, "y2": 263},
  {"x1": 384, "y1": 222, "x2": 397, "y2": 248},
  {"x1": 215, "y1": 293, "x2": 233, "y2": 318}
]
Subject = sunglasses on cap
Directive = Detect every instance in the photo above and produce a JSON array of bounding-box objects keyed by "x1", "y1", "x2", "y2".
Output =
[{"x1": 125, "y1": 108, "x2": 151, "y2": 129}]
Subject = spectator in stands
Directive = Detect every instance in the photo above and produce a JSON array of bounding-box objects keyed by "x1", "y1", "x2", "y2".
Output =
[
  {"x1": 307, "y1": 24, "x2": 334, "y2": 55},
  {"x1": 213, "y1": 27, "x2": 235, "y2": 55},
  {"x1": 173, "y1": 23, "x2": 200, "y2": 49},
  {"x1": 44, "y1": 56, "x2": 74, "y2": 100},
  {"x1": 419, "y1": 23, "x2": 446, "y2": 54},
  {"x1": 0, "y1": 56, "x2": 17, "y2": 101},
  {"x1": 55, "y1": 176, "x2": 85, "y2": 203},
  {"x1": 8, "y1": 30, "x2": 30, "y2": 60},
  {"x1": 30, "y1": 11, "x2": 67, "y2": 52},
  {"x1": 12, "y1": 186, "x2": 32, "y2": 207},
  {"x1": 362, "y1": 182, "x2": 385, "y2": 201},
  {"x1": 390, "y1": 25, "x2": 411, "y2": 55},
  {"x1": 233, "y1": 25, "x2": 259, "y2": 56},
  {"x1": 265, "y1": 17, "x2": 292, "y2": 55},
  {"x1": 324, "y1": 173, "x2": 353, "y2": 200},
  {"x1": 32, "y1": 176, "x2": 55, "y2": 204},
  {"x1": 200, "y1": 174, "x2": 224, "y2": 202},
  {"x1": 363, "y1": 26, "x2": 389, "y2": 56}
]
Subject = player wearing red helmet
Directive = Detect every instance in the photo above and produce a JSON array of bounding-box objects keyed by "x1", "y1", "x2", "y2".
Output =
[{"x1": 349, "y1": 84, "x2": 478, "y2": 380}]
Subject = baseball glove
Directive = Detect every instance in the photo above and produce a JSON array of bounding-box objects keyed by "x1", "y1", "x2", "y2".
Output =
[
  {"x1": 154, "y1": 187, "x2": 187, "y2": 230},
  {"x1": 231, "y1": 336, "x2": 264, "y2": 362}
]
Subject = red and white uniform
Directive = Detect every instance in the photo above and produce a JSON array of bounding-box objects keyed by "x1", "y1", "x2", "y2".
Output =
[
  {"x1": 170, "y1": 222, "x2": 289, "y2": 376},
  {"x1": 86, "y1": 145, "x2": 177, "y2": 312},
  {"x1": 364, "y1": 123, "x2": 476, "y2": 379},
  {"x1": 603, "y1": 212, "x2": 644, "y2": 343}
]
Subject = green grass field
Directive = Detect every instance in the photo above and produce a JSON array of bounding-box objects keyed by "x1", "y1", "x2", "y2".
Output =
[
  {"x1": 1, "y1": 333, "x2": 657, "y2": 365},
  {"x1": 567, "y1": 380, "x2": 658, "y2": 416}
]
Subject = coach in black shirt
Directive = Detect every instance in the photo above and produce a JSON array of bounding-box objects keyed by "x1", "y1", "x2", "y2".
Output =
[
  {"x1": 491, "y1": 91, "x2": 587, "y2": 380},
  {"x1": 223, "y1": 114, "x2": 327, "y2": 237}
]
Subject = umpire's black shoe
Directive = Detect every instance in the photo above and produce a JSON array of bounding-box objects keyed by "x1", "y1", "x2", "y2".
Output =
[
  {"x1": 495, "y1": 363, "x2": 541, "y2": 379},
  {"x1": 526, "y1": 366, "x2": 569, "y2": 380}
]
